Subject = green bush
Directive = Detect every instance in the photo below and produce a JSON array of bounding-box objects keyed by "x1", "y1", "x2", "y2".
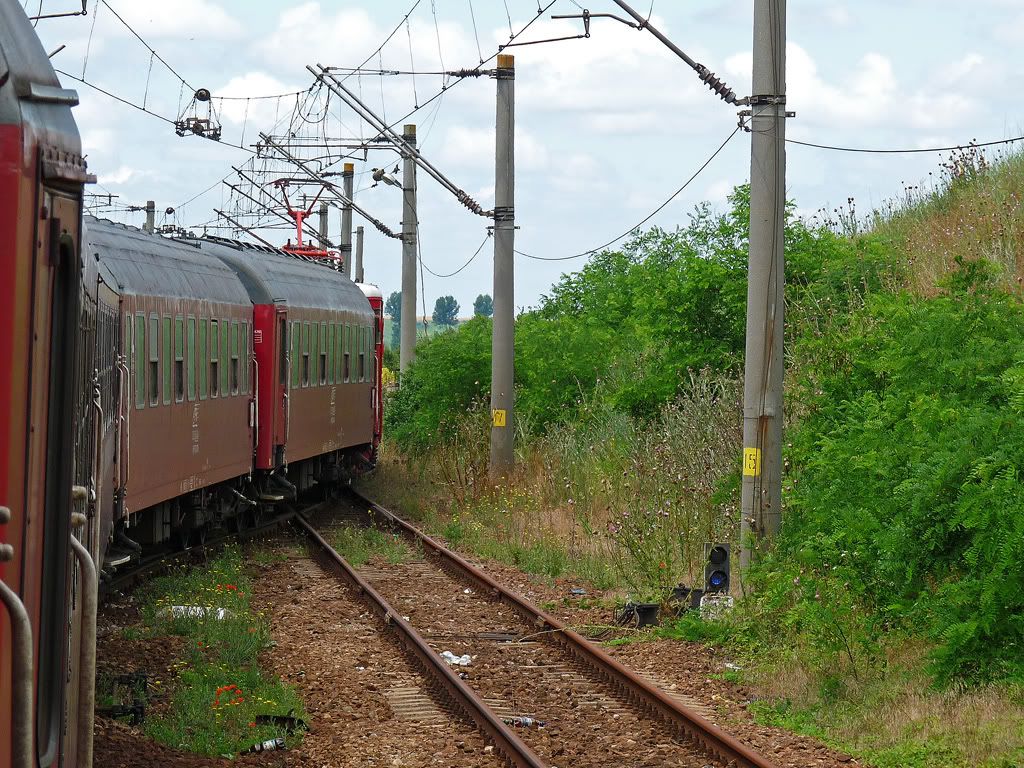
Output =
[{"x1": 756, "y1": 267, "x2": 1024, "y2": 684}]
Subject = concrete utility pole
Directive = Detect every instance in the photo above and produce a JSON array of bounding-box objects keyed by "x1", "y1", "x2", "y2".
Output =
[
  {"x1": 341, "y1": 162, "x2": 354, "y2": 278},
  {"x1": 355, "y1": 225, "x2": 365, "y2": 283},
  {"x1": 144, "y1": 200, "x2": 155, "y2": 233},
  {"x1": 490, "y1": 54, "x2": 515, "y2": 476},
  {"x1": 739, "y1": 0, "x2": 787, "y2": 570},
  {"x1": 399, "y1": 124, "x2": 418, "y2": 374},
  {"x1": 318, "y1": 201, "x2": 329, "y2": 249}
]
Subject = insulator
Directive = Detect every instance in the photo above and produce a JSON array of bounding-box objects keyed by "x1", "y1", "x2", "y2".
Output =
[{"x1": 696, "y1": 65, "x2": 738, "y2": 105}]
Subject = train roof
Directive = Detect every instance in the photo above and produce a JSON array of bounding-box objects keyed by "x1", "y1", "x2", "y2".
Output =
[
  {"x1": 192, "y1": 235, "x2": 372, "y2": 318},
  {"x1": 85, "y1": 218, "x2": 253, "y2": 305},
  {"x1": 1, "y1": 1, "x2": 86, "y2": 177}
]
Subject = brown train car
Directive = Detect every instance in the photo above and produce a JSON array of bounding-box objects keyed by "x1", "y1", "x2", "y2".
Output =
[
  {"x1": 209, "y1": 241, "x2": 377, "y2": 493},
  {"x1": 87, "y1": 219, "x2": 257, "y2": 551},
  {"x1": 1, "y1": 2, "x2": 94, "y2": 767}
]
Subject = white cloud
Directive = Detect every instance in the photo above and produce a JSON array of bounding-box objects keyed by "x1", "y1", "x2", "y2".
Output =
[
  {"x1": 113, "y1": 0, "x2": 243, "y2": 40},
  {"x1": 99, "y1": 166, "x2": 140, "y2": 185}
]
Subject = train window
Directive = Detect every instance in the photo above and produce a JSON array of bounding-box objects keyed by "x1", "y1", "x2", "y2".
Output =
[
  {"x1": 174, "y1": 317, "x2": 184, "y2": 403},
  {"x1": 335, "y1": 323, "x2": 343, "y2": 383},
  {"x1": 210, "y1": 319, "x2": 219, "y2": 398},
  {"x1": 150, "y1": 316, "x2": 161, "y2": 406},
  {"x1": 311, "y1": 322, "x2": 319, "y2": 387},
  {"x1": 162, "y1": 316, "x2": 172, "y2": 405},
  {"x1": 243, "y1": 322, "x2": 250, "y2": 394},
  {"x1": 220, "y1": 319, "x2": 230, "y2": 397},
  {"x1": 187, "y1": 317, "x2": 196, "y2": 401},
  {"x1": 327, "y1": 324, "x2": 335, "y2": 385},
  {"x1": 319, "y1": 322, "x2": 328, "y2": 385},
  {"x1": 359, "y1": 327, "x2": 366, "y2": 382},
  {"x1": 302, "y1": 322, "x2": 310, "y2": 387},
  {"x1": 231, "y1": 320, "x2": 240, "y2": 395},
  {"x1": 290, "y1": 321, "x2": 300, "y2": 388},
  {"x1": 199, "y1": 318, "x2": 208, "y2": 400},
  {"x1": 135, "y1": 314, "x2": 146, "y2": 409}
]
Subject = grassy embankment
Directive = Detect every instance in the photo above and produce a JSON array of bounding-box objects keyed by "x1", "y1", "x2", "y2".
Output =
[
  {"x1": 115, "y1": 546, "x2": 305, "y2": 756},
  {"x1": 361, "y1": 146, "x2": 1024, "y2": 767}
]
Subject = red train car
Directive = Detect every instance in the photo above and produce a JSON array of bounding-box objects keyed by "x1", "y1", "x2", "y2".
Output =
[{"x1": 1, "y1": 2, "x2": 93, "y2": 767}]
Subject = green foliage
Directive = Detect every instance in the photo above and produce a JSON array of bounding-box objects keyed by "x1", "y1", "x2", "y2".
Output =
[
  {"x1": 385, "y1": 291, "x2": 401, "y2": 347},
  {"x1": 331, "y1": 524, "x2": 409, "y2": 567},
  {"x1": 754, "y1": 268, "x2": 1024, "y2": 684},
  {"x1": 137, "y1": 546, "x2": 305, "y2": 756},
  {"x1": 473, "y1": 293, "x2": 493, "y2": 317},
  {"x1": 432, "y1": 295, "x2": 460, "y2": 327}
]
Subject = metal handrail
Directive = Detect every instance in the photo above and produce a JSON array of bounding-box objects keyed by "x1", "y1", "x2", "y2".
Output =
[
  {"x1": 0, "y1": 573, "x2": 34, "y2": 768},
  {"x1": 69, "y1": 517, "x2": 97, "y2": 768}
]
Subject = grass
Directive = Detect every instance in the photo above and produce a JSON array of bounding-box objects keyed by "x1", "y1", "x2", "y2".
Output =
[
  {"x1": 331, "y1": 523, "x2": 411, "y2": 567},
  {"x1": 745, "y1": 643, "x2": 1024, "y2": 768},
  {"x1": 129, "y1": 546, "x2": 305, "y2": 757}
]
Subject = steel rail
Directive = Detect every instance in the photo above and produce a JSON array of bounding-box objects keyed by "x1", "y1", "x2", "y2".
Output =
[
  {"x1": 349, "y1": 489, "x2": 780, "y2": 768},
  {"x1": 294, "y1": 514, "x2": 547, "y2": 768}
]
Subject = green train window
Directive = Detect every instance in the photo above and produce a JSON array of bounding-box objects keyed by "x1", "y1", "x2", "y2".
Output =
[
  {"x1": 327, "y1": 324, "x2": 335, "y2": 384},
  {"x1": 152, "y1": 316, "x2": 163, "y2": 406},
  {"x1": 230, "y1": 320, "x2": 240, "y2": 395},
  {"x1": 302, "y1": 322, "x2": 310, "y2": 387},
  {"x1": 319, "y1": 322, "x2": 328, "y2": 385},
  {"x1": 290, "y1": 321, "x2": 300, "y2": 388},
  {"x1": 187, "y1": 317, "x2": 196, "y2": 401},
  {"x1": 199, "y1": 318, "x2": 208, "y2": 400},
  {"x1": 174, "y1": 316, "x2": 184, "y2": 403},
  {"x1": 359, "y1": 326, "x2": 366, "y2": 382},
  {"x1": 220, "y1": 319, "x2": 230, "y2": 396},
  {"x1": 334, "y1": 323, "x2": 343, "y2": 382},
  {"x1": 135, "y1": 314, "x2": 146, "y2": 409},
  {"x1": 210, "y1": 319, "x2": 220, "y2": 398},
  {"x1": 311, "y1": 322, "x2": 319, "y2": 387}
]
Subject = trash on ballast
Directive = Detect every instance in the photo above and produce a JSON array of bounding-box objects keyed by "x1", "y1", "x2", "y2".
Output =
[
  {"x1": 503, "y1": 716, "x2": 545, "y2": 728},
  {"x1": 439, "y1": 650, "x2": 473, "y2": 666},
  {"x1": 254, "y1": 709, "x2": 308, "y2": 734},
  {"x1": 241, "y1": 737, "x2": 286, "y2": 754},
  {"x1": 699, "y1": 593, "x2": 734, "y2": 620},
  {"x1": 724, "y1": 662, "x2": 743, "y2": 672},
  {"x1": 463, "y1": 588, "x2": 473, "y2": 594},
  {"x1": 569, "y1": 588, "x2": 587, "y2": 596},
  {"x1": 158, "y1": 605, "x2": 232, "y2": 621}
]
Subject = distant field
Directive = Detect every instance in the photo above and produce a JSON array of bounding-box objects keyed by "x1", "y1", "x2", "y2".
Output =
[{"x1": 382, "y1": 318, "x2": 465, "y2": 349}]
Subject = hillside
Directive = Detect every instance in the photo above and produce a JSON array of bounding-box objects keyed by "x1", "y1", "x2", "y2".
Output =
[{"x1": 364, "y1": 147, "x2": 1024, "y2": 768}]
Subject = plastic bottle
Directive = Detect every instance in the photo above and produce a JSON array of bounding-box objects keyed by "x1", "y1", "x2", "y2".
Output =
[
  {"x1": 242, "y1": 737, "x2": 286, "y2": 753},
  {"x1": 503, "y1": 716, "x2": 545, "y2": 728}
]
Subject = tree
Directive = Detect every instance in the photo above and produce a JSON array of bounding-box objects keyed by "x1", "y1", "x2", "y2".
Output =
[
  {"x1": 473, "y1": 293, "x2": 493, "y2": 317},
  {"x1": 385, "y1": 291, "x2": 401, "y2": 348},
  {"x1": 432, "y1": 295, "x2": 459, "y2": 327}
]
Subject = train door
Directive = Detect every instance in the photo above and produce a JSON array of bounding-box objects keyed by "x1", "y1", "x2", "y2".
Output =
[{"x1": 275, "y1": 307, "x2": 289, "y2": 459}]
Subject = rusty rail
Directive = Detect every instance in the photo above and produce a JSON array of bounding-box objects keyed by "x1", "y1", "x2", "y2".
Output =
[
  {"x1": 349, "y1": 490, "x2": 780, "y2": 768},
  {"x1": 294, "y1": 514, "x2": 548, "y2": 768}
]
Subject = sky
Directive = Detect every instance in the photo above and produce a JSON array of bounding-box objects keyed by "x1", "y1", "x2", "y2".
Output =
[{"x1": 28, "y1": 0, "x2": 1024, "y2": 316}]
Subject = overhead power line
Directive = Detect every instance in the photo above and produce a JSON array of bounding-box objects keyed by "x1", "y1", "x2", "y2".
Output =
[
  {"x1": 517, "y1": 125, "x2": 741, "y2": 262},
  {"x1": 786, "y1": 133, "x2": 1024, "y2": 154},
  {"x1": 422, "y1": 232, "x2": 492, "y2": 278}
]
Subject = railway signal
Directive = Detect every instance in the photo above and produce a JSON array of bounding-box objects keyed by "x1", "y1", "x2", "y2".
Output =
[{"x1": 704, "y1": 543, "x2": 731, "y2": 593}]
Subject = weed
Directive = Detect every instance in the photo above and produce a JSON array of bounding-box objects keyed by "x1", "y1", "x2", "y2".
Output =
[{"x1": 331, "y1": 524, "x2": 410, "y2": 567}]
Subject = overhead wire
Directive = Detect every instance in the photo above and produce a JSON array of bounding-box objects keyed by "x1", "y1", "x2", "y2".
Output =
[
  {"x1": 422, "y1": 232, "x2": 491, "y2": 278},
  {"x1": 517, "y1": 125, "x2": 741, "y2": 262},
  {"x1": 786, "y1": 134, "x2": 1024, "y2": 154}
]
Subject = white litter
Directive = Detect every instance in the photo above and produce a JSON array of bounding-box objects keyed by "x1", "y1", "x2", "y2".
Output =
[
  {"x1": 158, "y1": 605, "x2": 232, "y2": 621},
  {"x1": 439, "y1": 651, "x2": 473, "y2": 666}
]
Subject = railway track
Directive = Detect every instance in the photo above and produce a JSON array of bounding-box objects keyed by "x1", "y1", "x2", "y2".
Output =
[{"x1": 297, "y1": 491, "x2": 780, "y2": 768}]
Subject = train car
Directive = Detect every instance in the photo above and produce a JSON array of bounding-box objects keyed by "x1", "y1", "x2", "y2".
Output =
[
  {"x1": 358, "y1": 283, "x2": 385, "y2": 465},
  {"x1": 0, "y1": 2, "x2": 94, "y2": 768},
  {"x1": 85, "y1": 218, "x2": 259, "y2": 552}
]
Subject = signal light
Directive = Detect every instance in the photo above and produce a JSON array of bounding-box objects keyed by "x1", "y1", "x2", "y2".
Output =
[{"x1": 704, "y1": 543, "x2": 731, "y2": 593}]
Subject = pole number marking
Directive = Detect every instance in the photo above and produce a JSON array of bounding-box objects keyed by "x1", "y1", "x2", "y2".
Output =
[
  {"x1": 492, "y1": 409, "x2": 507, "y2": 428},
  {"x1": 743, "y1": 447, "x2": 761, "y2": 477}
]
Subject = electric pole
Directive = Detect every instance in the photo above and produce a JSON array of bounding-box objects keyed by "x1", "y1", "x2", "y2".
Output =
[
  {"x1": 144, "y1": 200, "x2": 155, "y2": 233},
  {"x1": 355, "y1": 225, "x2": 365, "y2": 282},
  {"x1": 399, "y1": 124, "x2": 418, "y2": 374},
  {"x1": 740, "y1": 0, "x2": 787, "y2": 570},
  {"x1": 318, "y1": 201, "x2": 329, "y2": 249},
  {"x1": 490, "y1": 54, "x2": 515, "y2": 475},
  {"x1": 341, "y1": 162, "x2": 354, "y2": 278}
]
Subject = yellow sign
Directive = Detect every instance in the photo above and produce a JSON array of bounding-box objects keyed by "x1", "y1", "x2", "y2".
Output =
[
  {"x1": 743, "y1": 447, "x2": 762, "y2": 477},
  {"x1": 492, "y1": 409, "x2": 507, "y2": 427}
]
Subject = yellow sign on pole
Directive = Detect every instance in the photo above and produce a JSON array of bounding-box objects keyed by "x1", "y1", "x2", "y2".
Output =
[
  {"x1": 492, "y1": 409, "x2": 507, "y2": 428},
  {"x1": 743, "y1": 447, "x2": 762, "y2": 477}
]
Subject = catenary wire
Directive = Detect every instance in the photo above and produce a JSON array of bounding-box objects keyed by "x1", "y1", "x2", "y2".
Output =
[
  {"x1": 786, "y1": 134, "x2": 1024, "y2": 154},
  {"x1": 517, "y1": 125, "x2": 740, "y2": 262},
  {"x1": 422, "y1": 232, "x2": 492, "y2": 278}
]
